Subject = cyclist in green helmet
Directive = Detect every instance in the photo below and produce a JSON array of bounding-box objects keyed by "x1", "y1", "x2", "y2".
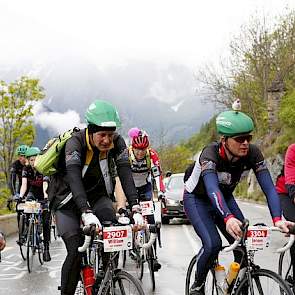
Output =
[
  {"x1": 50, "y1": 100, "x2": 139, "y2": 295},
  {"x1": 19, "y1": 146, "x2": 51, "y2": 262},
  {"x1": 183, "y1": 101, "x2": 293, "y2": 295}
]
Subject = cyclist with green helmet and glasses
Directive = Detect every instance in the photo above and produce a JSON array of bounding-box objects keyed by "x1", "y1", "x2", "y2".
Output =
[
  {"x1": 9, "y1": 145, "x2": 28, "y2": 198},
  {"x1": 183, "y1": 102, "x2": 293, "y2": 295},
  {"x1": 19, "y1": 146, "x2": 51, "y2": 262},
  {"x1": 48, "y1": 100, "x2": 139, "y2": 295}
]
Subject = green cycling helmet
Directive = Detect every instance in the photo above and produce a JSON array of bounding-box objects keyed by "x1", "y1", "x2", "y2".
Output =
[
  {"x1": 216, "y1": 110, "x2": 254, "y2": 136},
  {"x1": 25, "y1": 147, "x2": 41, "y2": 158},
  {"x1": 85, "y1": 100, "x2": 121, "y2": 128},
  {"x1": 16, "y1": 144, "x2": 28, "y2": 156}
]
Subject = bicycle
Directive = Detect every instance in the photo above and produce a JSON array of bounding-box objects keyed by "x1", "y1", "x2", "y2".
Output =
[
  {"x1": 75, "y1": 219, "x2": 146, "y2": 295},
  {"x1": 185, "y1": 219, "x2": 294, "y2": 295},
  {"x1": 15, "y1": 198, "x2": 27, "y2": 260},
  {"x1": 50, "y1": 213, "x2": 58, "y2": 241},
  {"x1": 278, "y1": 240, "x2": 295, "y2": 292},
  {"x1": 24, "y1": 200, "x2": 45, "y2": 273}
]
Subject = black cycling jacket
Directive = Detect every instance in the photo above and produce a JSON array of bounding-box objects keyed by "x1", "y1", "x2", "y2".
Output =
[
  {"x1": 49, "y1": 128, "x2": 138, "y2": 212},
  {"x1": 9, "y1": 160, "x2": 24, "y2": 195}
]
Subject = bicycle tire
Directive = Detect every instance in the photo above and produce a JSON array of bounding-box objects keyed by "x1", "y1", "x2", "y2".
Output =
[
  {"x1": 185, "y1": 255, "x2": 218, "y2": 295},
  {"x1": 145, "y1": 231, "x2": 155, "y2": 291},
  {"x1": 37, "y1": 224, "x2": 44, "y2": 265},
  {"x1": 278, "y1": 249, "x2": 294, "y2": 292},
  {"x1": 235, "y1": 268, "x2": 293, "y2": 295},
  {"x1": 26, "y1": 220, "x2": 35, "y2": 273},
  {"x1": 18, "y1": 214, "x2": 26, "y2": 260},
  {"x1": 147, "y1": 247, "x2": 155, "y2": 291},
  {"x1": 102, "y1": 270, "x2": 145, "y2": 295}
]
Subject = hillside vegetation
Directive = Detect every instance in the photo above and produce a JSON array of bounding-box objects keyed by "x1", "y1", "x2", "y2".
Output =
[{"x1": 159, "y1": 11, "x2": 295, "y2": 198}]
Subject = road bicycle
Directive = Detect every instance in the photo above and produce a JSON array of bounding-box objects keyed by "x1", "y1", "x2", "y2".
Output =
[
  {"x1": 121, "y1": 200, "x2": 160, "y2": 291},
  {"x1": 185, "y1": 219, "x2": 294, "y2": 295},
  {"x1": 278, "y1": 239, "x2": 295, "y2": 293},
  {"x1": 24, "y1": 200, "x2": 46, "y2": 273},
  {"x1": 75, "y1": 219, "x2": 147, "y2": 295}
]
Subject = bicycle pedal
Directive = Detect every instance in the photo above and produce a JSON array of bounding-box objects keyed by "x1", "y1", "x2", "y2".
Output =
[{"x1": 57, "y1": 286, "x2": 61, "y2": 290}]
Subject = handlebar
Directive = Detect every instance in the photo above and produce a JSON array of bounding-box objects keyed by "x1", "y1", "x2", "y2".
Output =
[{"x1": 222, "y1": 219, "x2": 295, "y2": 253}]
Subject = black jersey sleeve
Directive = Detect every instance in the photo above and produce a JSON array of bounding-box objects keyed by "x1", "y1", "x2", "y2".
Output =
[
  {"x1": 248, "y1": 144, "x2": 267, "y2": 173},
  {"x1": 64, "y1": 135, "x2": 90, "y2": 212}
]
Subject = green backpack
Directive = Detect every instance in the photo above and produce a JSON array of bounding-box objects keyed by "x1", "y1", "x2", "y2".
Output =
[{"x1": 34, "y1": 127, "x2": 80, "y2": 176}]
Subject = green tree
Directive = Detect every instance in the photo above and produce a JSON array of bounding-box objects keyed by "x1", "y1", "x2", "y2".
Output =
[
  {"x1": 159, "y1": 145, "x2": 193, "y2": 173},
  {"x1": 0, "y1": 76, "x2": 45, "y2": 187},
  {"x1": 198, "y1": 11, "x2": 295, "y2": 135}
]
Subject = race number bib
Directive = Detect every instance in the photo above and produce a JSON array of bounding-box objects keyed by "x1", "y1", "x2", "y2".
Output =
[
  {"x1": 103, "y1": 225, "x2": 132, "y2": 252},
  {"x1": 246, "y1": 226, "x2": 270, "y2": 250},
  {"x1": 140, "y1": 201, "x2": 154, "y2": 216}
]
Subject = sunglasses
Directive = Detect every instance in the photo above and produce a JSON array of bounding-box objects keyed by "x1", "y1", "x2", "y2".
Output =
[{"x1": 231, "y1": 134, "x2": 253, "y2": 143}]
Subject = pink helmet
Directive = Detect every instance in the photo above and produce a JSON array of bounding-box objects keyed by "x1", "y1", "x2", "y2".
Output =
[{"x1": 128, "y1": 127, "x2": 149, "y2": 149}]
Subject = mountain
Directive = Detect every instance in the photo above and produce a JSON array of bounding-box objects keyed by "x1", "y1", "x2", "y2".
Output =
[{"x1": 0, "y1": 57, "x2": 215, "y2": 147}]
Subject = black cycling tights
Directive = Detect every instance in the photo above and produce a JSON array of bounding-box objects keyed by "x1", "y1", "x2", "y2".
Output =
[{"x1": 60, "y1": 234, "x2": 83, "y2": 295}]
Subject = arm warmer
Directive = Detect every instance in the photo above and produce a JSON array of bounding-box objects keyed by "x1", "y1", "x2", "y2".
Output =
[
  {"x1": 256, "y1": 169, "x2": 282, "y2": 223},
  {"x1": 203, "y1": 171, "x2": 234, "y2": 222}
]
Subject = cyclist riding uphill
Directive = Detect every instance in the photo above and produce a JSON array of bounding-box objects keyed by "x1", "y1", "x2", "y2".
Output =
[
  {"x1": 48, "y1": 100, "x2": 139, "y2": 295},
  {"x1": 9, "y1": 144, "x2": 28, "y2": 198},
  {"x1": 183, "y1": 101, "x2": 293, "y2": 295},
  {"x1": 127, "y1": 127, "x2": 165, "y2": 271},
  {"x1": 19, "y1": 146, "x2": 51, "y2": 262}
]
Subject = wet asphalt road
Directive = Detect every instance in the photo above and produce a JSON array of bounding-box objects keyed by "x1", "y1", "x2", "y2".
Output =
[{"x1": 0, "y1": 200, "x2": 290, "y2": 294}]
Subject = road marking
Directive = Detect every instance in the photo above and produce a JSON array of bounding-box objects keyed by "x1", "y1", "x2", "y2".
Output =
[
  {"x1": 2, "y1": 247, "x2": 13, "y2": 252},
  {"x1": 182, "y1": 225, "x2": 200, "y2": 252}
]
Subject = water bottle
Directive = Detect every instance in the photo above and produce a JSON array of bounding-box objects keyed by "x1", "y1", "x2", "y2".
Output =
[
  {"x1": 215, "y1": 264, "x2": 227, "y2": 294},
  {"x1": 226, "y1": 262, "x2": 240, "y2": 287},
  {"x1": 82, "y1": 265, "x2": 95, "y2": 295}
]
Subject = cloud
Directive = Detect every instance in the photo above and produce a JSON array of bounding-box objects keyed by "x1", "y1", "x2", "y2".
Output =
[{"x1": 33, "y1": 102, "x2": 86, "y2": 135}]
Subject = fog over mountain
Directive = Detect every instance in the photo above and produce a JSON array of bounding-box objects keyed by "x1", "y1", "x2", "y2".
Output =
[{"x1": 0, "y1": 56, "x2": 215, "y2": 147}]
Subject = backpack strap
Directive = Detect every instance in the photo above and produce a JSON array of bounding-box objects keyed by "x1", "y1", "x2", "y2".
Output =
[{"x1": 82, "y1": 128, "x2": 94, "y2": 177}]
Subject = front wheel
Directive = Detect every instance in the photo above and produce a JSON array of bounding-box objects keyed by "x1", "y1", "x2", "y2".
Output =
[
  {"x1": 235, "y1": 268, "x2": 293, "y2": 295},
  {"x1": 185, "y1": 255, "x2": 218, "y2": 295},
  {"x1": 104, "y1": 270, "x2": 145, "y2": 295},
  {"x1": 26, "y1": 220, "x2": 35, "y2": 273},
  {"x1": 18, "y1": 214, "x2": 26, "y2": 260},
  {"x1": 278, "y1": 249, "x2": 295, "y2": 292}
]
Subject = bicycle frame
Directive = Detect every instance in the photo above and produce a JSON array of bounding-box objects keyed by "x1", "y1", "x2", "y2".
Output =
[{"x1": 222, "y1": 220, "x2": 294, "y2": 294}]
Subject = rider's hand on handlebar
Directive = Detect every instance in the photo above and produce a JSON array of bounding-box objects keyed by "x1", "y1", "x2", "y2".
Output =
[
  {"x1": 275, "y1": 220, "x2": 295, "y2": 234},
  {"x1": 131, "y1": 204, "x2": 141, "y2": 213},
  {"x1": 133, "y1": 212, "x2": 144, "y2": 226},
  {"x1": 226, "y1": 217, "x2": 242, "y2": 240},
  {"x1": 81, "y1": 212, "x2": 101, "y2": 228}
]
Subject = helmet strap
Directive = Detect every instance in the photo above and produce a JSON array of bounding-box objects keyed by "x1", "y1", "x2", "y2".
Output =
[{"x1": 224, "y1": 138, "x2": 240, "y2": 162}]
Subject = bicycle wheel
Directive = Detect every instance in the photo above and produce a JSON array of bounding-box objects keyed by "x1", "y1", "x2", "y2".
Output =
[
  {"x1": 235, "y1": 268, "x2": 293, "y2": 295},
  {"x1": 132, "y1": 245, "x2": 144, "y2": 280},
  {"x1": 279, "y1": 249, "x2": 295, "y2": 292},
  {"x1": 37, "y1": 226, "x2": 44, "y2": 265},
  {"x1": 185, "y1": 255, "x2": 218, "y2": 295},
  {"x1": 26, "y1": 220, "x2": 35, "y2": 273},
  {"x1": 18, "y1": 214, "x2": 26, "y2": 260},
  {"x1": 147, "y1": 246, "x2": 155, "y2": 291},
  {"x1": 104, "y1": 269, "x2": 145, "y2": 295}
]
